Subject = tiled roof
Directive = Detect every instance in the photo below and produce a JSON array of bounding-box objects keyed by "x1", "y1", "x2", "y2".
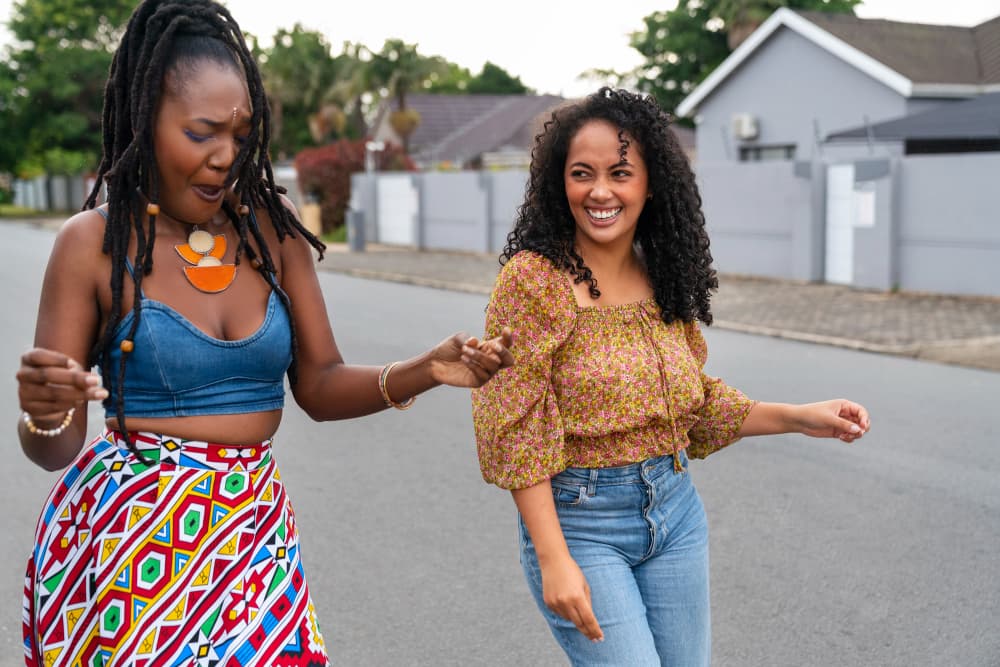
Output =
[
  {"x1": 798, "y1": 12, "x2": 981, "y2": 84},
  {"x1": 796, "y1": 10, "x2": 987, "y2": 85},
  {"x1": 677, "y1": 9, "x2": 1000, "y2": 116},
  {"x1": 373, "y1": 94, "x2": 567, "y2": 166},
  {"x1": 973, "y1": 15, "x2": 1000, "y2": 84}
]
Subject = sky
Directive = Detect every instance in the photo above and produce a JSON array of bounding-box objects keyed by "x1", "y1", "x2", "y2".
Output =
[{"x1": 1, "y1": 0, "x2": 999, "y2": 97}]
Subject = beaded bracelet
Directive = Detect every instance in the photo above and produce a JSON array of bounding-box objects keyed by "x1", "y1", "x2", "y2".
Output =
[
  {"x1": 22, "y1": 407, "x2": 76, "y2": 437},
  {"x1": 378, "y1": 362, "x2": 415, "y2": 410}
]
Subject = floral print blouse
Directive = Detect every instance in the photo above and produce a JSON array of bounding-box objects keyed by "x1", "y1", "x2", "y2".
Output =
[{"x1": 472, "y1": 251, "x2": 757, "y2": 490}]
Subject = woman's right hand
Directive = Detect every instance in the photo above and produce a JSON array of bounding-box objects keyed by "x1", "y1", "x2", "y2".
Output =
[
  {"x1": 17, "y1": 348, "x2": 107, "y2": 422},
  {"x1": 540, "y1": 555, "x2": 605, "y2": 642}
]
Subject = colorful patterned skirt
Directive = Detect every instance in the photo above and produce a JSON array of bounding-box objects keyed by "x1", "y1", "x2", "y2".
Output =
[{"x1": 23, "y1": 429, "x2": 329, "y2": 666}]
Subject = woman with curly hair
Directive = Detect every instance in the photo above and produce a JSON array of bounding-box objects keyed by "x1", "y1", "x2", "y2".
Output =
[
  {"x1": 16, "y1": 1, "x2": 512, "y2": 664},
  {"x1": 472, "y1": 87, "x2": 869, "y2": 665}
]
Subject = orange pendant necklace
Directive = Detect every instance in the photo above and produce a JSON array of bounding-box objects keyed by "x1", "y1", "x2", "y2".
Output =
[{"x1": 174, "y1": 226, "x2": 237, "y2": 293}]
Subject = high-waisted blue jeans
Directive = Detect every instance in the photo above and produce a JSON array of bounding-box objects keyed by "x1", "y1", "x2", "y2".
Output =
[{"x1": 519, "y1": 451, "x2": 710, "y2": 666}]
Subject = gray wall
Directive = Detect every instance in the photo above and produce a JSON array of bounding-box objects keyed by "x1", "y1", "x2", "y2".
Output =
[
  {"x1": 351, "y1": 153, "x2": 999, "y2": 298},
  {"x1": 695, "y1": 152, "x2": 1000, "y2": 297},
  {"x1": 352, "y1": 170, "x2": 527, "y2": 254},
  {"x1": 421, "y1": 172, "x2": 488, "y2": 252},
  {"x1": 851, "y1": 159, "x2": 896, "y2": 291},
  {"x1": 695, "y1": 27, "x2": 910, "y2": 163},
  {"x1": 905, "y1": 96, "x2": 966, "y2": 116},
  {"x1": 13, "y1": 175, "x2": 89, "y2": 212},
  {"x1": 697, "y1": 160, "x2": 816, "y2": 279},
  {"x1": 489, "y1": 170, "x2": 529, "y2": 252},
  {"x1": 896, "y1": 153, "x2": 1000, "y2": 296}
]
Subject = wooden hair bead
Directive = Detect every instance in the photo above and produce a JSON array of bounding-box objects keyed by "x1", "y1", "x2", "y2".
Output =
[
  {"x1": 120, "y1": 339, "x2": 135, "y2": 353},
  {"x1": 146, "y1": 202, "x2": 160, "y2": 216},
  {"x1": 250, "y1": 258, "x2": 263, "y2": 270},
  {"x1": 238, "y1": 204, "x2": 250, "y2": 216}
]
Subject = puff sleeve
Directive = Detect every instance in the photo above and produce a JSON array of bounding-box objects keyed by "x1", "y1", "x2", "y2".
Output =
[
  {"x1": 471, "y1": 252, "x2": 577, "y2": 489},
  {"x1": 683, "y1": 321, "x2": 758, "y2": 459}
]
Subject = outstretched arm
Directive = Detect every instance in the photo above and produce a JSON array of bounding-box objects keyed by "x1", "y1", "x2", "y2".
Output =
[
  {"x1": 278, "y1": 217, "x2": 513, "y2": 421},
  {"x1": 739, "y1": 399, "x2": 870, "y2": 443}
]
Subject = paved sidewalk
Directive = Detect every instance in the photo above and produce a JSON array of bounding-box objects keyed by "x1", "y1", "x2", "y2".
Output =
[{"x1": 321, "y1": 243, "x2": 1000, "y2": 373}]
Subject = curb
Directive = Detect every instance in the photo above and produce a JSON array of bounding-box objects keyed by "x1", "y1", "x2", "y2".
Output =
[
  {"x1": 710, "y1": 319, "x2": 920, "y2": 356},
  {"x1": 321, "y1": 266, "x2": 492, "y2": 296}
]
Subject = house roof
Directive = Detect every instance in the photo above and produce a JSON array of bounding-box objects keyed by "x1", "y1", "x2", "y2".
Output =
[
  {"x1": 677, "y1": 8, "x2": 1000, "y2": 117},
  {"x1": 826, "y1": 91, "x2": 1000, "y2": 142},
  {"x1": 373, "y1": 93, "x2": 566, "y2": 165}
]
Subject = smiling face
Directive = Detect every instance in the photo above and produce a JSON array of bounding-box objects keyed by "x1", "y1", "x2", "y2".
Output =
[
  {"x1": 564, "y1": 119, "x2": 649, "y2": 254},
  {"x1": 153, "y1": 60, "x2": 251, "y2": 224}
]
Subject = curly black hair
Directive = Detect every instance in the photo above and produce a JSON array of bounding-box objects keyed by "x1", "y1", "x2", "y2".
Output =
[
  {"x1": 501, "y1": 87, "x2": 718, "y2": 325},
  {"x1": 83, "y1": 0, "x2": 326, "y2": 456}
]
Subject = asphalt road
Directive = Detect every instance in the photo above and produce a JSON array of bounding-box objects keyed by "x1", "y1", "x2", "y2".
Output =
[{"x1": 1, "y1": 222, "x2": 997, "y2": 666}]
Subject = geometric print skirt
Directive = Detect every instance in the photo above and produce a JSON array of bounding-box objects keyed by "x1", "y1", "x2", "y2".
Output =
[{"x1": 23, "y1": 429, "x2": 329, "y2": 666}]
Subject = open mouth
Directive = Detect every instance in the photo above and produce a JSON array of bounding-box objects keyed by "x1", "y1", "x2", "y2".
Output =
[
  {"x1": 192, "y1": 185, "x2": 224, "y2": 202},
  {"x1": 586, "y1": 207, "x2": 622, "y2": 223}
]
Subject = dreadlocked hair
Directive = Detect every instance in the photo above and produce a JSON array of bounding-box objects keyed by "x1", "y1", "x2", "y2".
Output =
[
  {"x1": 501, "y1": 86, "x2": 718, "y2": 326},
  {"x1": 82, "y1": 0, "x2": 326, "y2": 458}
]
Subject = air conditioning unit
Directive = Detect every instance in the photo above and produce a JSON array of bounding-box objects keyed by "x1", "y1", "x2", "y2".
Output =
[{"x1": 731, "y1": 113, "x2": 759, "y2": 140}]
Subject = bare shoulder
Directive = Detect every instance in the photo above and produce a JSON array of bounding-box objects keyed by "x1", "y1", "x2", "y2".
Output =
[
  {"x1": 278, "y1": 192, "x2": 302, "y2": 221},
  {"x1": 245, "y1": 196, "x2": 319, "y2": 284},
  {"x1": 51, "y1": 208, "x2": 110, "y2": 263}
]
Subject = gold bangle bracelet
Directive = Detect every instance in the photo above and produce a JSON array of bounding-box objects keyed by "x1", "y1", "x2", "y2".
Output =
[
  {"x1": 378, "y1": 362, "x2": 415, "y2": 410},
  {"x1": 22, "y1": 407, "x2": 76, "y2": 437}
]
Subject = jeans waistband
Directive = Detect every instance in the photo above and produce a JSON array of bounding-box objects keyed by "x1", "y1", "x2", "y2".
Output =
[{"x1": 552, "y1": 452, "x2": 685, "y2": 487}]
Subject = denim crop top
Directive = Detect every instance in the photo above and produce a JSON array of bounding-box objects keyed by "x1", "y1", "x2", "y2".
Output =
[{"x1": 99, "y1": 214, "x2": 292, "y2": 418}]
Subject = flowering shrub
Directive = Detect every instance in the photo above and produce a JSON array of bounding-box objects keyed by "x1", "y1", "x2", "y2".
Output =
[{"x1": 294, "y1": 139, "x2": 414, "y2": 233}]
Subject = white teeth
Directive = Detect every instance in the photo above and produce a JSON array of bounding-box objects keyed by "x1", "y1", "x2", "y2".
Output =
[{"x1": 587, "y1": 207, "x2": 621, "y2": 220}]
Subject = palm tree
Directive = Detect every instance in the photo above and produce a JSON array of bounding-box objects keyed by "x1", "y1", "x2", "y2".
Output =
[
  {"x1": 327, "y1": 42, "x2": 379, "y2": 140},
  {"x1": 369, "y1": 39, "x2": 446, "y2": 153},
  {"x1": 261, "y1": 24, "x2": 346, "y2": 155}
]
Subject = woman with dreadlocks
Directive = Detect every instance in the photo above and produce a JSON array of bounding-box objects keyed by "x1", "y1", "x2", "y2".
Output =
[
  {"x1": 16, "y1": 0, "x2": 512, "y2": 664},
  {"x1": 472, "y1": 88, "x2": 869, "y2": 665}
]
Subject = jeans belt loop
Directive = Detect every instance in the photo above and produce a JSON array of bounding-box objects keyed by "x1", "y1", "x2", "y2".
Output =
[{"x1": 587, "y1": 468, "x2": 599, "y2": 497}]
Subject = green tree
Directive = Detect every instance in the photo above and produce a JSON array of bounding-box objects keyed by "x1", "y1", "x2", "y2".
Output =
[
  {"x1": 629, "y1": 0, "x2": 860, "y2": 116},
  {"x1": 2, "y1": 0, "x2": 135, "y2": 175},
  {"x1": 0, "y1": 59, "x2": 24, "y2": 175},
  {"x1": 423, "y1": 60, "x2": 473, "y2": 93},
  {"x1": 368, "y1": 39, "x2": 449, "y2": 152},
  {"x1": 424, "y1": 60, "x2": 531, "y2": 95},
  {"x1": 258, "y1": 24, "x2": 346, "y2": 158},
  {"x1": 467, "y1": 62, "x2": 530, "y2": 94},
  {"x1": 326, "y1": 42, "x2": 380, "y2": 141}
]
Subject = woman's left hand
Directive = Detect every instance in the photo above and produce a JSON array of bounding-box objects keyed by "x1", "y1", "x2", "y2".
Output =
[
  {"x1": 794, "y1": 399, "x2": 871, "y2": 443},
  {"x1": 430, "y1": 327, "x2": 514, "y2": 388}
]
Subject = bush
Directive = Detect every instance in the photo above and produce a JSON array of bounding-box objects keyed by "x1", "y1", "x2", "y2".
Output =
[{"x1": 294, "y1": 139, "x2": 414, "y2": 233}]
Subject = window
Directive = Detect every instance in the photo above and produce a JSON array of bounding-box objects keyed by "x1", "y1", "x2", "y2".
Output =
[{"x1": 739, "y1": 144, "x2": 796, "y2": 161}]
